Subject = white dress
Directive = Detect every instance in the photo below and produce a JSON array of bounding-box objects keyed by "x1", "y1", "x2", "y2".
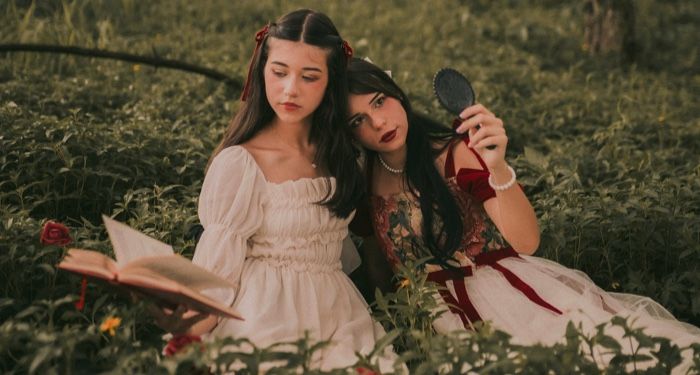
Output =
[{"x1": 192, "y1": 146, "x2": 394, "y2": 371}]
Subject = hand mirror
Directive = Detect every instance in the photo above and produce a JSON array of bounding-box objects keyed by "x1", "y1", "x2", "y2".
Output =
[
  {"x1": 433, "y1": 67, "x2": 475, "y2": 116},
  {"x1": 433, "y1": 68, "x2": 495, "y2": 149}
]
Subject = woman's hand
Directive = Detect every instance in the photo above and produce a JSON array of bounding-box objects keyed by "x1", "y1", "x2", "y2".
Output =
[
  {"x1": 146, "y1": 303, "x2": 211, "y2": 335},
  {"x1": 455, "y1": 104, "x2": 540, "y2": 254},
  {"x1": 454, "y1": 104, "x2": 508, "y2": 172}
]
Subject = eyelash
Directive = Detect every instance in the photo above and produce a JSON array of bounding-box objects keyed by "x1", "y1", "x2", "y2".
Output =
[
  {"x1": 349, "y1": 94, "x2": 388, "y2": 129},
  {"x1": 373, "y1": 95, "x2": 386, "y2": 108},
  {"x1": 271, "y1": 71, "x2": 318, "y2": 82},
  {"x1": 349, "y1": 115, "x2": 365, "y2": 129}
]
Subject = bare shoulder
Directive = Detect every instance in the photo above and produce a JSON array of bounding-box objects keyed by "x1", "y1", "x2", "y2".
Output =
[{"x1": 433, "y1": 138, "x2": 484, "y2": 175}]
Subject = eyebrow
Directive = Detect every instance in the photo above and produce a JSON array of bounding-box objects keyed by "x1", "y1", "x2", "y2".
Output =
[
  {"x1": 348, "y1": 93, "x2": 383, "y2": 123},
  {"x1": 368, "y1": 92, "x2": 382, "y2": 105},
  {"x1": 270, "y1": 61, "x2": 323, "y2": 73}
]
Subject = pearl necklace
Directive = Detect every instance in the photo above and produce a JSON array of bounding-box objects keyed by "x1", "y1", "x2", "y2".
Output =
[{"x1": 378, "y1": 154, "x2": 404, "y2": 174}]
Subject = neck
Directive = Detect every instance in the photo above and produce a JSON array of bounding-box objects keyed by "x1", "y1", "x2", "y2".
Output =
[
  {"x1": 378, "y1": 145, "x2": 407, "y2": 172},
  {"x1": 269, "y1": 116, "x2": 313, "y2": 150}
]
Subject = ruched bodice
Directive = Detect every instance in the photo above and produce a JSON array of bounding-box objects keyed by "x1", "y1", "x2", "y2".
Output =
[{"x1": 248, "y1": 178, "x2": 349, "y2": 273}]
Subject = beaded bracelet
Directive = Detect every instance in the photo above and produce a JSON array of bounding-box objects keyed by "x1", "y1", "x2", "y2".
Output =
[{"x1": 488, "y1": 166, "x2": 517, "y2": 191}]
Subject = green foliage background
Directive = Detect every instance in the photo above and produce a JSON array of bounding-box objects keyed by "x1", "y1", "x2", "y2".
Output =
[{"x1": 0, "y1": 0, "x2": 698, "y2": 373}]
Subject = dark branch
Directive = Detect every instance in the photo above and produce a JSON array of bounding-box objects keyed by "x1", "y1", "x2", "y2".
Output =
[{"x1": 0, "y1": 43, "x2": 242, "y2": 90}]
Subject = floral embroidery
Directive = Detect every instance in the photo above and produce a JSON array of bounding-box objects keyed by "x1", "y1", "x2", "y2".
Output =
[{"x1": 371, "y1": 177, "x2": 508, "y2": 270}]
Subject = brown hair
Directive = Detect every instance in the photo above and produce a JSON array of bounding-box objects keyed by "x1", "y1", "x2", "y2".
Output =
[{"x1": 211, "y1": 9, "x2": 363, "y2": 218}]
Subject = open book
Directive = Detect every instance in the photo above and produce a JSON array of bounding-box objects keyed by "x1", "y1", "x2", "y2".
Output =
[{"x1": 57, "y1": 216, "x2": 243, "y2": 320}]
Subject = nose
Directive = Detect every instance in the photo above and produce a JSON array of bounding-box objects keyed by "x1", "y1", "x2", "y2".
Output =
[
  {"x1": 283, "y1": 77, "x2": 299, "y2": 98},
  {"x1": 369, "y1": 114, "x2": 387, "y2": 130}
]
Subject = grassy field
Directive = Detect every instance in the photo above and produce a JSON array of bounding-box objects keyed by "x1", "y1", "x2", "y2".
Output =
[{"x1": 1, "y1": 0, "x2": 699, "y2": 373}]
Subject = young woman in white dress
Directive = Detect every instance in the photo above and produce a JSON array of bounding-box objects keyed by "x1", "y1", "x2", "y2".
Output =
[
  {"x1": 151, "y1": 10, "x2": 395, "y2": 372},
  {"x1": 346, "y1": 57, "x2": 699, "y2": 373}
]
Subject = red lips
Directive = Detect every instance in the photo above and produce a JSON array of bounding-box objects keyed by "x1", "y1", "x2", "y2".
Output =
[
  {"x1": 380, "y1": 129, "x2": 397, "y2": 143},
  {"x1": 281, "y1": 102, "x2": 300, "y2": 111}
]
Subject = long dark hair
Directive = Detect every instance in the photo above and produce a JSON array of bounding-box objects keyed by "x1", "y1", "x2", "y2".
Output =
[
  {"x1": 212, "y1": 9, "x2": 362, "y2": 218},
  {"x1": 348, "y1": 58, "x2": 467, "y2": 265}
]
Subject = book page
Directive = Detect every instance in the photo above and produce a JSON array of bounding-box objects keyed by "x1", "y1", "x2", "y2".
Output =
[
  {"x1": 116, "y1": 271, "x2": 242, "y2": 319},
  {"x1": 57, "y1": 248, "x2": 119, "y2": 280},
  {"x1": 123, "y1": 255, "x2": 235, "y2": 291},
  {"x1": 102, "y1": 215, "x2": 173, "y2": 267}
]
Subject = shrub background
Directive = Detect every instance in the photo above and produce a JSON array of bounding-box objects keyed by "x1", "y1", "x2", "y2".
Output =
[{"x1": 1, "y1": 0, "x2": 698, "y2": 373}]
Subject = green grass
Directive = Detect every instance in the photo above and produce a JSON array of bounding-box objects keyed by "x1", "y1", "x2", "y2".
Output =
[{"x1": 1, "y1": 0, "x2": 699, "y2": 373}]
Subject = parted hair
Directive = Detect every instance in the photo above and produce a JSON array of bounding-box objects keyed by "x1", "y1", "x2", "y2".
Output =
[{"x1": 211, "y1": 9, "x2": 363, "y2": 218}]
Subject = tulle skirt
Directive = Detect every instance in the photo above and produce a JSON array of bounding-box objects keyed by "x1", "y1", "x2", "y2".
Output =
[{"x1": 428, "y1": 247, "x2": 700, "y2": 373}]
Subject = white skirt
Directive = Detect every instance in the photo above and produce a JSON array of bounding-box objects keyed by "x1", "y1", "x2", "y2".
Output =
[
  {"x1": 429, "y1": 248, "x2": 700, "y2": 373},
  {"x1": 208, "y1": 257, "x2": 397, "y2": 372}
]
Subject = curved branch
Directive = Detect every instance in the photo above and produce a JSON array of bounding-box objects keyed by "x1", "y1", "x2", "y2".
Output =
[{"x1": 0, "y1": 43, "x2": 242, "y2": 90}]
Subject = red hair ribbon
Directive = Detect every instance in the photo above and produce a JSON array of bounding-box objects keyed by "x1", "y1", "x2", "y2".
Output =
[
  {"x1": 341, "y1": 40, "x2": 353, "y2": 63},
  {"x1": 240, "y1": 24, "x2": 270, "y2": 101}
]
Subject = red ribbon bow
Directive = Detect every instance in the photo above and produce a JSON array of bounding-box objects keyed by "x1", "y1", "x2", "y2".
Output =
[
  {"x1": 255, "y1": 24, "x2": 269, "y2": 43},
  {"x1": 240, "y1": 24, "x2": 270, "y2": 101},
  {"x1": 341, "y1": 40, "x2": 353, "y2": 62}
]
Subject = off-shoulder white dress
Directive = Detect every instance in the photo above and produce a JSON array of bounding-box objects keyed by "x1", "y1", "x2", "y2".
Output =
[{"x1": 192, "y1": 146, "x2": 393, "y2": 371}]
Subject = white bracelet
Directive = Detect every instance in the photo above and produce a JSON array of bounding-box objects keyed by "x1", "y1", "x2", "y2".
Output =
[{"x1": 488, "y1": 166, "x2": 517, "y2": 191}]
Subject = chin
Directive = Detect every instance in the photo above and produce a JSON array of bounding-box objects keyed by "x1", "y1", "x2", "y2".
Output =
[
  {"x1": 381, "y1": 139, "x2": 407, "y2": 153},
  {"x1": 275, "y1": 112, "x2": 309, "y2": 124}
]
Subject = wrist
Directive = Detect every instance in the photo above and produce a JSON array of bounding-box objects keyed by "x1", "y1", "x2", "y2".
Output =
[
  {"x1": 488, "y1": 166, "x2": 517, "y2": 191},
  {"x1": 488, "y1": 163, "x2": 511, "y2": 184}
]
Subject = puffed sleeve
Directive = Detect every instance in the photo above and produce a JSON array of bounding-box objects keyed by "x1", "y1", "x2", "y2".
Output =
[
  {"x1": 451, "y1": 134, "x2": 524, "y2": 203},
  {"x1": 455, "y1": 168, "x2": 496, "y2": 203},
  {"x1": 192, "y1": 146, "x2": 265, "y2": 307}
]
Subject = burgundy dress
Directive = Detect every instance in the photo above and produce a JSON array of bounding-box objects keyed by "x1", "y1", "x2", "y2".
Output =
[{"x1": 367, "y1": 136, "x2": 699, "y2": 372}]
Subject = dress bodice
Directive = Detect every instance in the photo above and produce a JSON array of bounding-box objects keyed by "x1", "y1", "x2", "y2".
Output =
[
  {"x1": 249, "y1": 177, "x2": 352, "y2": 273},
  {"x1": 370, "y1": 179, "x2": 490, "y2": 269},
  {"x1": 368, "y1": 136, "x2": 506, "y2": 269}
]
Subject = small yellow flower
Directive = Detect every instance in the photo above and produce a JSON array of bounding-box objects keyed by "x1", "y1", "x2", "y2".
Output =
[
  {"x1": 657, "y1": 115, "x2": 665, "y2": 124},
  {"x1": 100, "y1": 316, "x2": 122, "y2": 336},
  {"x1": 399, "y1": 279, "x2": 410, "y2": 288},
  {"x1": 132, "y1": 64, "x2": 141, "y2": 73},
  {"x1": 611, "y1": 282, "x2": 620, "y2": 290}
]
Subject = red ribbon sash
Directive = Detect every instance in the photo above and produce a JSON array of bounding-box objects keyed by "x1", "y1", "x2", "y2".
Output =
[{"x1": 427, "y1": 247, "x2": 562, "y2": 328}]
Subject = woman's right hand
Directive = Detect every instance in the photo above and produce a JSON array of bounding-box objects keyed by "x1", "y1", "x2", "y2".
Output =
[{"x1": 146, "y1": 303, "x2": 211, "y2": 335}]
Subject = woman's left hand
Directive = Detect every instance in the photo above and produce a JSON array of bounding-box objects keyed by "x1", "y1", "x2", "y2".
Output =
[{"x1": 454, "y1": 103, "x2": 508, "y2": 171}]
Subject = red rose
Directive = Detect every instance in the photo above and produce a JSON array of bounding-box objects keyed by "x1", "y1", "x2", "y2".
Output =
[
  {"x1": 40, "y1": 220, "x2": 72, "y2": 246},
  {"x1": 163, "y1": 334, "x2": 203, "y2": 357},
  {"x1": 356, "y1": 367, "x2": 380, "y2": 375}
]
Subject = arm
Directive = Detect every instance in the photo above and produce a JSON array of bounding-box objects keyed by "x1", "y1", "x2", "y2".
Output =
[
  {"x1": 454, "y1": 104, "x2": 540, "y2": 255},
  {"x1": 483, "y1": 164, "x2": 540, "y2": 254},
  {"x1": 148, "y1": 147, "x2": 265, "y2": 335}
]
